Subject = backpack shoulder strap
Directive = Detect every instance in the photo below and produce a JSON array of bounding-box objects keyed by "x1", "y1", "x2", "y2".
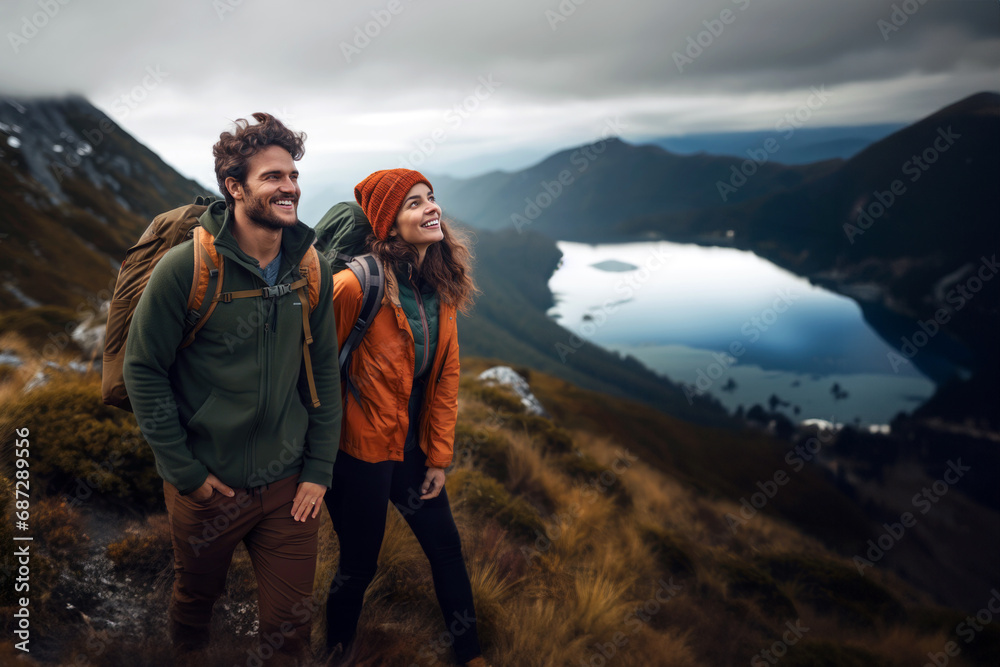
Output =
[
  {"x1": 294, "y1": 245, "x2": 323, "y2": 408},
  {"x1": 339, "y1": 253, "x2": 385, "y2": 402},
  {"x1": 180, "y1": 226, "x2": 225, "y2": 349},
  {"x1": 299, "y1": 245, "x2": 322, "y2": 312}
]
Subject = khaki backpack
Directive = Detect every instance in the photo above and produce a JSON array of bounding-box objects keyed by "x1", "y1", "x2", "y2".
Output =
[{"x1": 102, "y1": 196, "x2": 322, "y2": 411}]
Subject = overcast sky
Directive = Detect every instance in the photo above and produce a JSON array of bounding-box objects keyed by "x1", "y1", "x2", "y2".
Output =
[{"x1": 2, "y1": 0, "x2": 998, "y2": 213}]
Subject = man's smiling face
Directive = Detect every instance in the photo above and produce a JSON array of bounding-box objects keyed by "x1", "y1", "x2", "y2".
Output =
[{"x1": 236, "y1": 144, "x2": 300, "y2": 230}]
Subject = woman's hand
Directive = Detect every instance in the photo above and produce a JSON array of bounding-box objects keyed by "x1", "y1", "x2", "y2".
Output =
[
  {"x1": 291, "y1": 481, "x2": 327, "y2": 522},
  {"x1": 420, "y1": 466, "x2": 446, "y2": 500}
]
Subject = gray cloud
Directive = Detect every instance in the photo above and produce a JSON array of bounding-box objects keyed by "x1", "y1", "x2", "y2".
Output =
[{"x1": 1, "y1": 0, "x2": 997, "y2": 188}]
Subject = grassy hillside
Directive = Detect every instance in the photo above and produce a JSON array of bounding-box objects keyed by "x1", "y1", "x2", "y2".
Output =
[
  {"x1": 0, "y1": 98, "x2": 208, "y2": 306},
  {"x1": 0, "y1": 96, "x2": 209, "y2": 346},
  {"x1": 1, "y1": 342, "x2": 995, "y2": 666},
  {"x1": 459, "y1": 358, "x2": 873, "y2": 551}
]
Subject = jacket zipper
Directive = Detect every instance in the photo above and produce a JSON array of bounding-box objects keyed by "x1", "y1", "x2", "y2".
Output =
[
  {"x1": 243, "y1": 299, "x2": 269, "y2": 485},
  {"x1": 409, "y1": 273, "x2": 431, "y2": 377},
  {"x1": 420, "y1": 313, "x2": 451, "y2": 447},
  {"x1": 243, "y1": 265, "x2": 287, "y2": 485},
  {"x1": 214, "y1": 233, "x2": 305, "y2": 487}
]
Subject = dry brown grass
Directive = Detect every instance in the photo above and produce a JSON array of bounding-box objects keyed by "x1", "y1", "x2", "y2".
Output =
[
  {"x1": 4, "y1": 361, "x2": 996, "y2": 666},
  {"x1": 299, "y1": 374, "x2": 999, "y2": 665},
  {"x1": 389, "y1": 375, "x2": 969, "y2": 666}
]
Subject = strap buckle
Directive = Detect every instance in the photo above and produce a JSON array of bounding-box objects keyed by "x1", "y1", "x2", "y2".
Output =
[{"x1": 262, "y1": 284, "x2": 292, "y2": 298}]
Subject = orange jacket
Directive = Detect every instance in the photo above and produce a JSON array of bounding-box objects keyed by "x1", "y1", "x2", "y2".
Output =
[{"x1": 332, "y1": 266, "x2": 459, "y2": 468}]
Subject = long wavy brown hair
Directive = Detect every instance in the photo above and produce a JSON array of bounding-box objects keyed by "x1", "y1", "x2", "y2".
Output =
[{"x1": 370, "y1": 219, "x2": 479, "y2": 314}]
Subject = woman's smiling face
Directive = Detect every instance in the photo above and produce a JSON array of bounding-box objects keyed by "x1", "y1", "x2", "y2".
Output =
[{"x1": 393, "y1": 182, "x2": 444, "y2": 252}]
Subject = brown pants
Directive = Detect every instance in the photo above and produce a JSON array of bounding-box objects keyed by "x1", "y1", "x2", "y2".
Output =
[{"x1": 163, "y1": 474, "x2": 319, "y2": 659}]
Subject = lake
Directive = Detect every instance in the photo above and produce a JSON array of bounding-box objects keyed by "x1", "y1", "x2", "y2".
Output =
[{"x1": 547, "y1": 241, "x2": 936, "y2": 426}]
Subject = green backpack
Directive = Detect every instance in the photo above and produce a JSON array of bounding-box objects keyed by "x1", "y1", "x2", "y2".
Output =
[{"x1": 313, "y1": 202, "x2": 384, "y2": 399}]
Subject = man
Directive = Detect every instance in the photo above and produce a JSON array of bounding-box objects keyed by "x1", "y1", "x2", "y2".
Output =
[{"x1": 124, "y1": 113, "x2": 341, "y2": 661}]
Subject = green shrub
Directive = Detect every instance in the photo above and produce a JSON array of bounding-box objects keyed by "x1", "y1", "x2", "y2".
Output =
[
  {"x1": 448, "y1": 470, "x2": 543, "y2": 541},
  {"x1": 559, "y1": 451, "x2": 605, "y2": 479},
  {"x1": 558, "y1": 451, "x2": 631, "y2": 507},
  {"x1": 458, "y1": 376, "x2": 573, "y2": 452},
  {"x1": 460, "y1": 377, "x2": 526, "y2": 415},
  {"x1": 507, "y1": 413, "x2": 575, "y2": 453},
  {"x1": 454, "y1": 423, "x2": 511, "y2": 482},
  {"x1": 5, "y1": 377, "x2": 161, "y2": 509}
]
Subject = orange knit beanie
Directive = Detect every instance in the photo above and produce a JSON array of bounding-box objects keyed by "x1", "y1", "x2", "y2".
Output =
[{"x1": 354, "y1": 169, "x2": 432, "y2": 240}]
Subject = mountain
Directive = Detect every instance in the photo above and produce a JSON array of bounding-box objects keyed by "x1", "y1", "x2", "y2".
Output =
[
  {"x1": 0, "y1": 96, "x2": 210, "y2": 316},
  {"x1": 644, "y1": 123, "x2": 906, "y2": 165},
  {"x1": 2, "y1": 98, "x2": 997, "y2": 662},
  {"x1": 432, "y1": 137, "x2": 840, "y2": 240},
  {"x1": 432, "y1": 92, "x2": 1000, "y2": 424},
  {"x1": 625, "y1": 92, "x2": 1000, "y2": 413},
  {"x1": 0, "y1": 95, "x2": 723, "y2": 424}
]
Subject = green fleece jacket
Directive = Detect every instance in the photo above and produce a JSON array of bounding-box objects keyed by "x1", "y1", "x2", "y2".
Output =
[{"x1": 123, "y1": 201, "x2": 341, "y2": 495}]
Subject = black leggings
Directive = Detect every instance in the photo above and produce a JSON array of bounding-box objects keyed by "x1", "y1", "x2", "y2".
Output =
[{"x1": 323, "y1": 448, "x2": 481, "y2": 663}]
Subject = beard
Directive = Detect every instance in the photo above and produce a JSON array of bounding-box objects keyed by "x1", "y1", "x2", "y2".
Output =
[{"x1": 242, "y1": 183, "x2": 298, "y2": 231}]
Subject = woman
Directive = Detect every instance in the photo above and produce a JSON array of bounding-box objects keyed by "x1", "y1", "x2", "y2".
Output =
[{"x1": 323, "y1": 169, "x2": 487, "y2": 666}]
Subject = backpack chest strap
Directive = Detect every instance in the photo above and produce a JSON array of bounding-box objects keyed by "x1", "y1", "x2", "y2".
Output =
[
  {"x1": 209, "y1": 274, "x2": 319, "y2": 407},
  {"x1": 214, "y1": 276, "x2": 308, "y2": 303},
  {"x1": 181, "y1": 228, "x2": 321, "y2": 408}
]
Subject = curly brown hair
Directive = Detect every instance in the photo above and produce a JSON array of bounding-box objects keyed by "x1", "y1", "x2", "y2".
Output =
[
  {"x1": 370, "y1": 219, "x2": 480, "y2": 314},
  {"x1": 212, "y1": 113, "x2": 306, "y2": 208}
]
